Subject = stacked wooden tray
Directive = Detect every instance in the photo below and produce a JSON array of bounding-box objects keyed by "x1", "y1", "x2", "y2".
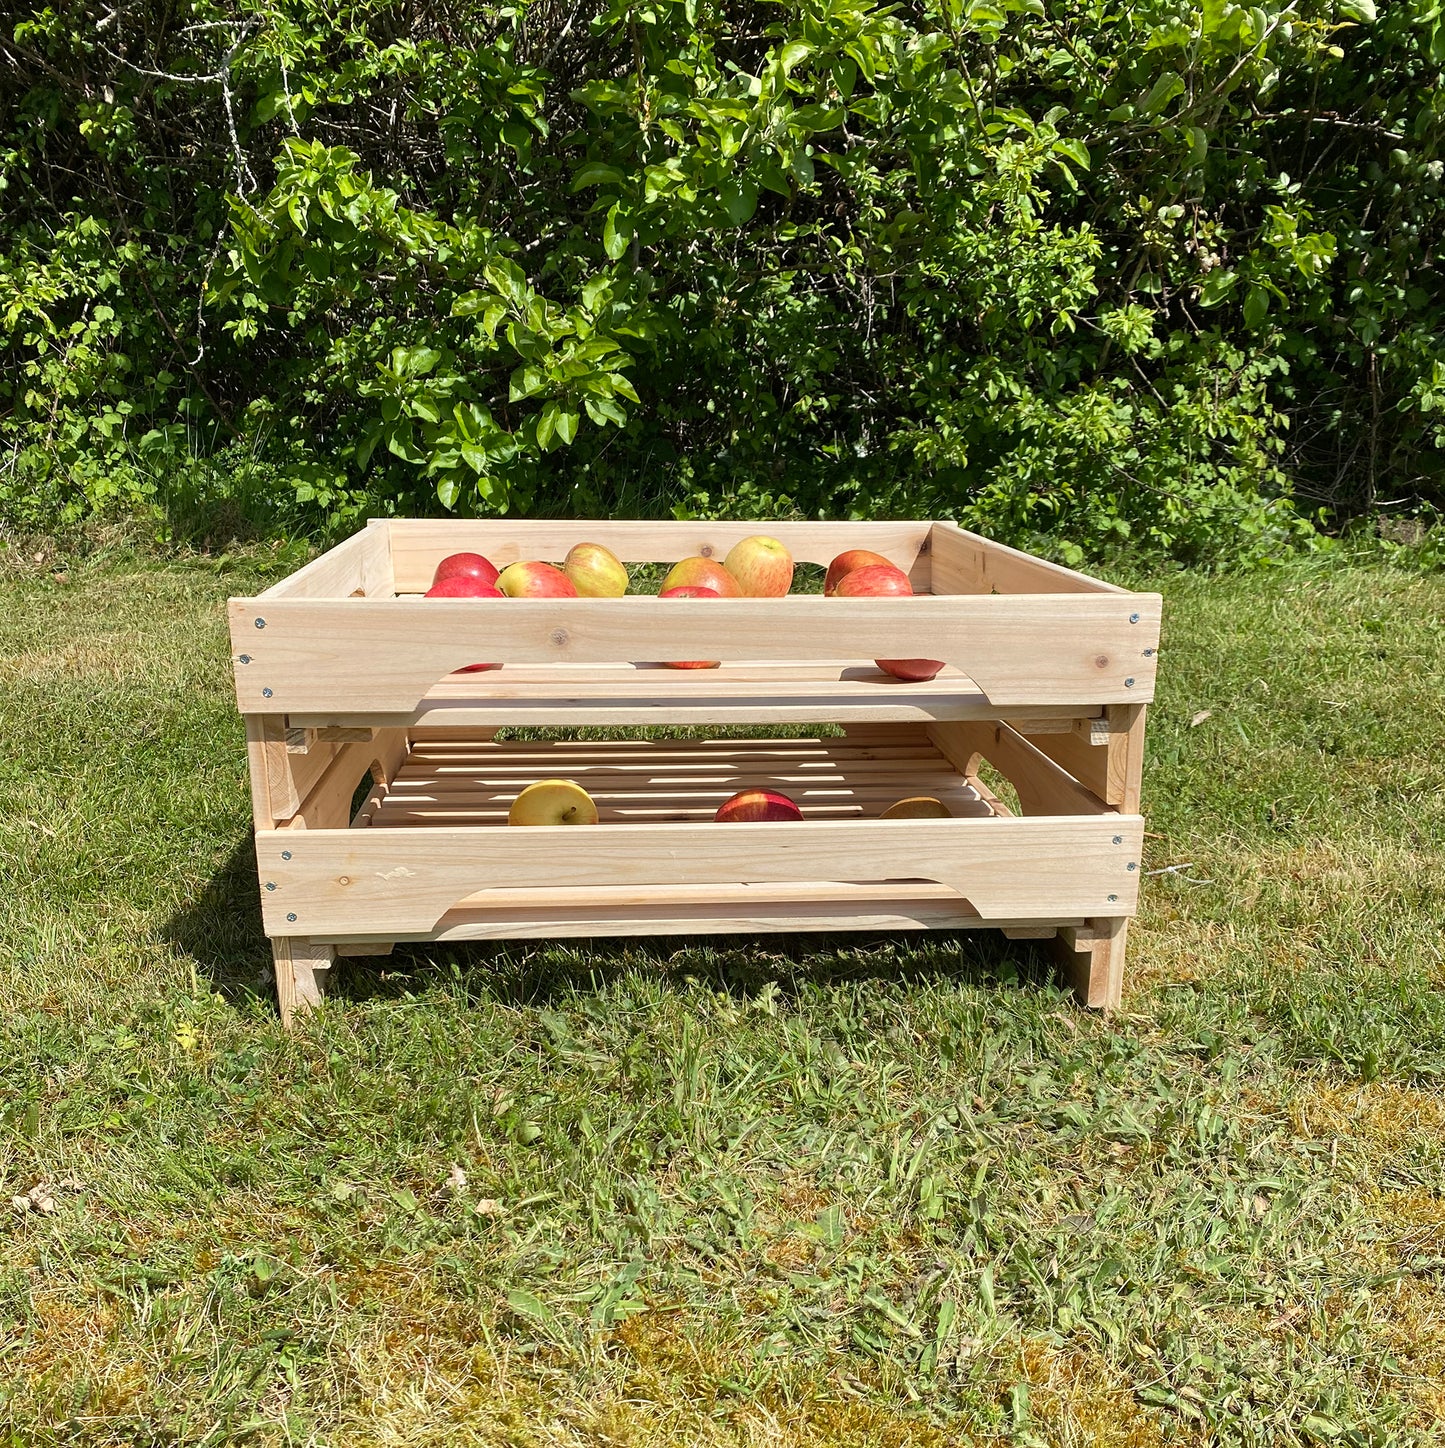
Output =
[{"x1": 229, "y1": 521, "x2": 1161, "y2": 1024}]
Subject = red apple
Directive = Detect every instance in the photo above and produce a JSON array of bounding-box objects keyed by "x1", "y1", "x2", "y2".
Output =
[
  {"x1": 454, "y1": 663, "x2": 501, "y2": 674},
  {"x1": 661, "y1": 556, "x2": 742, "y2": 597},
  {"x1": 658, "y1": 584, "x2": 722, "y2": 668},
  {"x1": 564, "y1": 541, "x2": 629, "y2": 597},
  {"x1": 831, "y1": 564, "x2": 944, "y2": 681},
  {"x1": 723, "y1": 535, "x2": 794, "y2": 597},
  {"x1": 714, "y1": 788, "x2": 804, "y2": 822},
  {"x1": 824, "y1": 548, "x2": 896, "y2": 596},
  {"x1": 497, "y1": 561, "x2": 578, "y2": 598},
  {"x1": 425, "y1": 576, "x2": 503, "y2": 598},
  {"x1": 433, "y1": 551, "x2": 500, "y2": 590},
  {"x1": 832, "y1": 563, "x2": 913, "y2": 597}
]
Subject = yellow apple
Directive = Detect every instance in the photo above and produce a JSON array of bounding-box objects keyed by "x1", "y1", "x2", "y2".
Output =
[
  {"x1": 564, "y1": 541, "x2": 629, "y2": 597},
  {"x1": 880, "y1": 796, "x2": 952, "y2": 819},
  {"x1": 508, "y1": 779, "x2": 599, "y2": 826},
  {"x1": 723, "y1": 535, "x2": 794, "y2": 596}
]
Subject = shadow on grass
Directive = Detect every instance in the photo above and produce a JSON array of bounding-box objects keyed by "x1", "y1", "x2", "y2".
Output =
[
  {"x1": 327, "y1": 926, "x2": 1058, "y2": 1013},
  {"x1": 163, "y1": 833, "x2": 1062, "y2": 1018},
  {"x1": 161, "y1": 830, "x2": 276, "y2": 1010}
]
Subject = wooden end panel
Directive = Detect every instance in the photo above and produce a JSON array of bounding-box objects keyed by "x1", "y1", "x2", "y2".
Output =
[
  {"x1": 254, "y1": 815, "x2": 1143, "y2": 938},
  {"x1": 228, "y1": 594, "x2": 1159, "y2": 714},
  {"x1": 385, "y1": 519, "x2": 935, "y2": 593}
]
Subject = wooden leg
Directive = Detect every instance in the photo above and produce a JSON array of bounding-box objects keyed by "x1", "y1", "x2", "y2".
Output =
[
  {"x1": 1052, "y1": 917, "x2": 1127, "y2": 1011},
  {"x1": 272, "y1": 938, "x2": 334, "y2": 1028}
]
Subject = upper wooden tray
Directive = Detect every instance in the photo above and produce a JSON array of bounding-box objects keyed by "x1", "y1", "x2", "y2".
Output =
[{"x1": 230, "y1": 521, "x2": 1160, "y2": 722}]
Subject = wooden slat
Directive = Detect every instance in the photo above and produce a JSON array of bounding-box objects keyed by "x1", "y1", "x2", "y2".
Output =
[
  {"x1": 229, "y1": 593, "x2": 1160, "y2": 714},
  {"x1": 1054, "y1": 918, "x2": 1128, "y2": 1010},
  {"x1": 927, "y1": 522, "x2": 1128, "y2": 596},
  {"x1": 255, "y1": 814, "x2": 1143, "y2": 936},
  {"x1": 1022, "y1": 725, "x2": 1110, "y2": 802},
  {"x1": 256, "y1": 529, "x2": 373, "y2": 601},
  {"x1": 1105, "y1": 702, "x2": 1148, "y2": 814},
  {"x1": 384, "y1": 519, "x2": 934, "y2": 593}
]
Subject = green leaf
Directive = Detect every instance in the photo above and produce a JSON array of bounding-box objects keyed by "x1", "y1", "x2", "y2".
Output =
[
  {"x1": 1243, "y1": 283, "x2": 1270, "y2": 328},
  {"x1": 603, "y1": 204, "x2": 633, "y2": 261},
  {"x1": 581, "y1": 275, "x2": 611, "y2": 314},
  {"x1": 484, "y1": 259, "x2": 529, "y2": 309},
  {"x1": 1338, "y1": 0, "x2": 1375, "y2": 21},
  {"x1": 719, "y1": 179, "x2": 758, "y2": 226},
  {"x1": 1199, "y1": 268, "x2": 1238, "y2": 306},
  {"x1": 509, "y1": 365, "x2": 546, "y2": 401},
  {"x1": 1052, "y1": 138, "x2": 1091, "y2": 171},
  {"x1": 1140, "y1": 72, "x2": 1186, "y2": 117},
  {"x1": 554, "y1": 408, "x2": 578, "y2": 445},
  {"x1": 778, "y1": 40, "x2": 811, "y2": 72},
  {"x1": 570, "y1": 162, "x2": 625, "y2": 191},
  {"x1": 505, "y1": 1288, "x2": 552, "y2": 1323},
  {"x1": 535, "y1": 402, "x2": 559, "y2": 450},
  {"x1": 392, "y1": 345, "x2": 441, "y2": 378}
]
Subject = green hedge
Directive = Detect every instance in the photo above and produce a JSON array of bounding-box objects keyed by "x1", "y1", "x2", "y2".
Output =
[{"x1": 2, "y1": 1, "x2": 1441, "y2": 561}]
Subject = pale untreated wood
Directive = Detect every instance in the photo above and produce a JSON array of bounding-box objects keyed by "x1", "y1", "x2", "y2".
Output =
[
  {"x1": 927, "y1": 521, "x2": 1128, "y2": 596},
  {"x1": 252, "y1": 716, "x2": 343, "y2": 821},
  {"x1": 272, "y1": 938, "x2": 333, "y2": 1027},
  {"x1": 384, "y1": 518, "x2": 934, "y2": 593},
  {"x1": 1020, "y1": 725, "x2": 1110, "y2": 803},
  {"x1": 229, "y1": 593, "x2": 1160, "y2": 714},
  {"x1": 257, "y1": 529, "x2": 373, "y2": 601},
  {"x1": 1053, "y1": 917, "x2": 1128, "y2": 1010},
  {"x1": 1105, "y1": 702, "x2": 1148, "y2": 814},
  {"x1": 256, "y1": 813, "x2": 1142, "y2": 937},
  {"x1": 925, "y1": 721, "x2": 1111, "y2": 816}
]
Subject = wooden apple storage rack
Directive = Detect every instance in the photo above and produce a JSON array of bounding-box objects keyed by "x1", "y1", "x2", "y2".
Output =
[{"x1": 229, "y1": 520, "x2": 1161, "y2": 1025}]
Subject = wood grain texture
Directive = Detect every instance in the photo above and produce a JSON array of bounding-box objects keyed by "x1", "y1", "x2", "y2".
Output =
[
  {"x1": 384, "y1": 518, "x2": 935, "y2": 592},
  {"x1": 928, "y1": 522, "x2": 1129, "y2": 596},
  {"x1": 271, "y1": 938, "x2": 333, "y2": 1027},
  {"x1": 1053, "y1": 917, "x2": 1128, "y2": 1010},
  {"x1": 255, "y1": 813, "x2": 1143, "y2": 936},
  {"x1": 229, "y1": 593, "x2": 1160, "y2": 714},
  {"x1": 925, "y1": 720, "x2": 1111, "y2": 816}
]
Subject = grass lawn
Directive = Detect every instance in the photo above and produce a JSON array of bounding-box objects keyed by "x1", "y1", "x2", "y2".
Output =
[{"x1": 1, "y1": 541, "x2": 1442, "y2": 1447}]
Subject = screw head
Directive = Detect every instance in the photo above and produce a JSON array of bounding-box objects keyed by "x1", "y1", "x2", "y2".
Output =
[
  {"x1": 1129, "y1": 612, "x2": 1140, "y2": 624},
  {"x1": 265, "y1": 882, "x2": 276, "y2": 891},
  {"x1": 286, "y1": 913, "x2": 297, "y2": 923},
  {"x1": 1127, "y1": 861, "x2": 1137, "y2": 871},
  {"x1": 1124, "y1": 677, "x2": 1136, "y2": 688},
  {"x1": 1143, "y1": 649, "x2": 1155, "y2": 658},
  {"x1": 1108, "y1": 894, "x2": 1118, "y2": 903},
  {"x1": 1112, "y1": 835, "x2": 1123, "y2": 844},
  {"x1": 238, "y1": 654, "x2": 251, "y2": 665},
  {"x1": 281, "y1": 850, "x2": 292, "y2": 860},
  {"x1": 262, "y1": 688, "x2": 274, "y2": 698},
  {"x1": 254, "y1": 618, "x2": 266, "y2": 629}
]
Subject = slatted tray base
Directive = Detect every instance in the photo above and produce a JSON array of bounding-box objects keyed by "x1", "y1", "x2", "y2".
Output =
[{"x1": 361, "y1": 730, "x2": 1003, "y2": 828}]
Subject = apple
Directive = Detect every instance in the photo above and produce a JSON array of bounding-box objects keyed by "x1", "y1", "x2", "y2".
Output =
[
  {"x1": 723, "y1": 535, "x2": 793, "y2": 597},
  {"x1": 497, "y1": 561, "x2": 578, "y2": 598},
  {"x1": 425, "y1": 576, "x2": 503, "y2": 599},
  {"x1": 658, "y1": 584, "x2": 722, "y2": 668},
  {"x1": 454, "y1": 663, "x2": 501, "y2": 674},
  {"x1": 825, "y1": 548, "x2": 896, "y2": 596},
  {"x1": 508, "y1": 778, "x2": 599, "y2": 826},
  {"x1": 881, "y1": 796, "x2": 952, "y2": 819},
  {"x1": 714, "y1": 788, "x2": 804, "y2": 822},
  {"x1": 831, "y1": 563, "x2": 944, "y2": 681},
  {"x1": 831, "y1": 563, "x2": 913, "y2": 597},
  {"x1": 433, "y1": 551, "x2": 500, "y2": 590},
  {"x1": 661, "y1": 556, "x2": 742, "y2": 597},
  {"x1": 564, "y1": 541, "x2": 629, "y2": 597}
]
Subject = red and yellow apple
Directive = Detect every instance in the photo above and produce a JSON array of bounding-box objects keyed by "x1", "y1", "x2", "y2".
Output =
[
  {"x1": 658, "y1": 584, "x2": 721, "y2": 668},
  {"x1": 508, "y1": 779, "x2": 599, "y2": 826},
  {"x1": 497, "y1": 561, "x2": 578, "y2": 598},
  {"x1": 824, "y1": 548, "x2": 896, "y2": 596},
  {"x1": 724, "y1": 535, "x2": 793, "y2": 597},
  {"x1": 661, "y1": 556, "x2": 742, "y2": 597},
  {"x1": 832, "y1": 563, "x2": 944, "y2": 682},
  {"x1": 714, "y1": 788, "x2": 804, "y2": 822},
  {"x1": 433, "y1": 551, "x2": 500, "y2": 591},
  {"x1": 564, "y1": 541, "x2": 628, "y2": 597}
]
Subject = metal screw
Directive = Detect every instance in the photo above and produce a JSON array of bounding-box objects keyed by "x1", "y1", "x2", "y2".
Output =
[
  {"x1": 265, "y1": 882, "x2": 276, "y2": 891},
  {"x1": 1108, "y1": 894, "x2": 1118, "y2": 903},
  {"x1": 1129, "y1": 612, "x2": 1140, "y2": 624},
  {"x1": 286, "y1": 913, "x2": 297, "y2": 923},
  {"x1": 1127, "y1": 862, "x2": 1137, "y2": 871},
  {"x1": 254, "y1": 618, "x2": 266, "y2": 629},
  {"x1": 1143, "y1": 649, "x2": 1155, "y2": 658},
  {"x1": 1124, "y1": 677, "x2": 1135, "y2": 688},
  {"x1": 281, "y1": 850, "x2": 292, "y2": 860},
  {"x1": 238, "y1": 654, "x2": 251, "y2": 665},
  {"x1": 262, "y1": 688, "x2": 273, "y2": 698},
  {"x1": 1112, "y1": 835, "x2": 1123, "y2": 844}
]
